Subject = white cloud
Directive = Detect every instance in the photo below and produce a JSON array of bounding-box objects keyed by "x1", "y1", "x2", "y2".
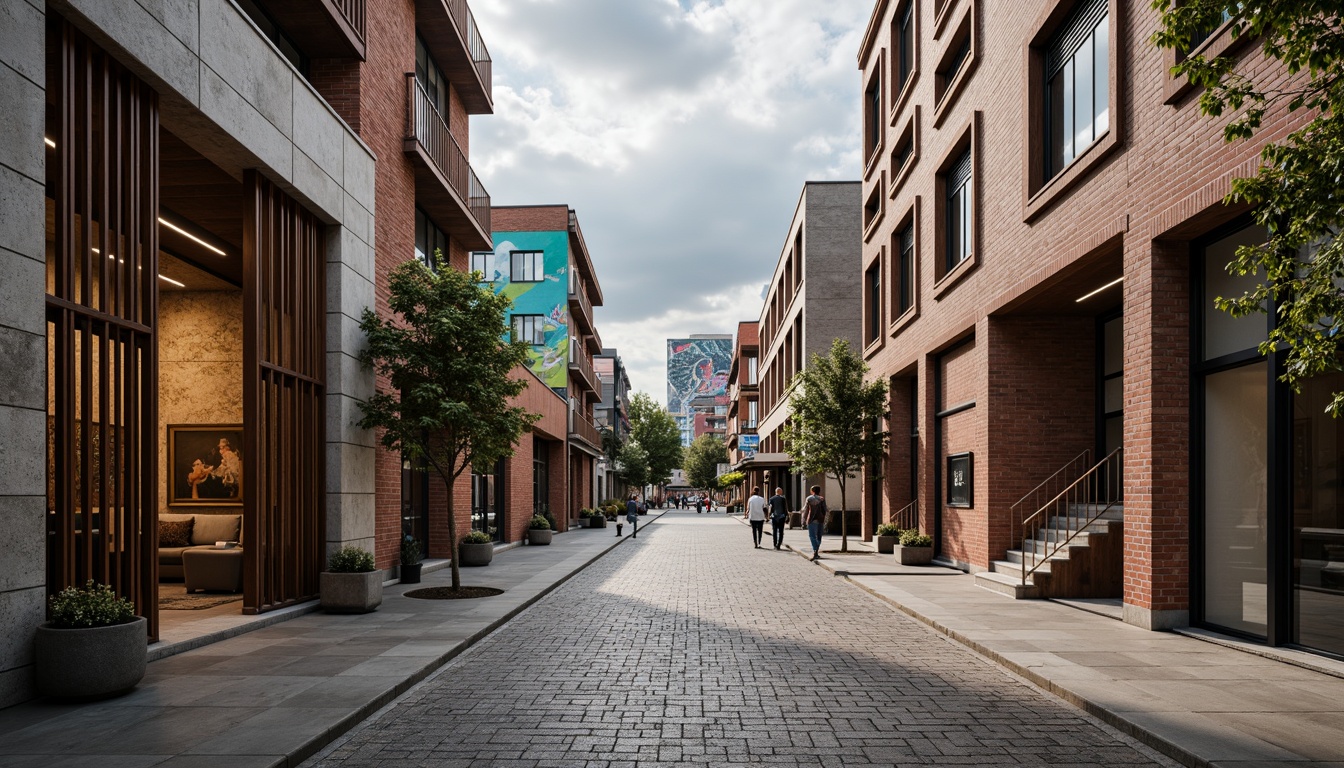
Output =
[{"x1": 471, "y1": 0, "x2": 869, "y2": 401}]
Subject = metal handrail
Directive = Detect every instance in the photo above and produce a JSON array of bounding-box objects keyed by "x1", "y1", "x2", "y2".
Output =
[
  {"x1": 333, "y1": 0, "x2": 366, "y2": 46},
  {"x1": 891, "y1": 497, "x2": 918, "y2": 531},
  {"x1": 1009, "y1": 449, "x2": 1090, "y2": 545},
  {"x1": 1018, "y1": 448, "x2": 1123, "y2": 585},
  {"x1": 405, "y1": 73, "x2": 491, "y2": 234},
  {"x1": 444, "y1": 0, "x2": 492, "y2": 97}
]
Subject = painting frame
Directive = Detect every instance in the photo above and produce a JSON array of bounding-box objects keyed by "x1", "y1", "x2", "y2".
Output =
[
  {"x1": 946, "y1": 451, "x2": 973, "y2": 508},
  {"x1": 168, "y1": 424, "x2": 244, "y2": 507}
]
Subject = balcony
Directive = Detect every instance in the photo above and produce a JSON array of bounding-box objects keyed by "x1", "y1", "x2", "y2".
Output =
[
  {"x1": 404, "y1": 74, "x2": 492, "y2": 250},
  {"x1": 569, "y1": 410, "x2": 603, "y2": 453},
  {"x1": 569, "y1": 347, "x2": 599, "y2": 399},
  {"x1": 415, "y1": 0, "x2": 493, "y2": 114},
  {"x1": 256, "y1": 0, "x2": 366, "y2": 59},
  {"x1": 568, "y1": 281, "x2": 595, "y2": 337}
]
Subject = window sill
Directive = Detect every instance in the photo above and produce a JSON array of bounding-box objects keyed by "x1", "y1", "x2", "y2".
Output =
[
  {"x1": 863, "y1": 140, "x2": 884, "y2": 182},
  {"x1": 932, "y1": 0, "x2": 959, "y2": 40},
  {"x1": 933, "y1": 57, "x2": 975, "y2": 129},
  {"x1": 890, "y1": 153, "x2": 916, "y2": 200},
  {"x1": 889, "y1": 304, "x2": 918, "y2": 337},
  {"x1": 863, "y1": 204, "x2": 886, "y2": 244},
  {"x1": 1023, "y1": 128, "x2": 1119, "y2": 223},
  {"x1": 889, "y1": 73, "x2": 919, "y2": 127},
  {"x1": 864, "y1": 332, "x2": 885, "y2": 357},
  {"x1": 1163, "y1": 23, "x2": 1253, "y2": 105},
  {"x1": 933, "y1": 252, "x2": 977, "y2": 299}
]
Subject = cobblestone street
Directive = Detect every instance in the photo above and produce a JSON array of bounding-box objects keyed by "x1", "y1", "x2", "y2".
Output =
[{"x1": 309, "y1": 513, "x2": 1177, "y2": 767}]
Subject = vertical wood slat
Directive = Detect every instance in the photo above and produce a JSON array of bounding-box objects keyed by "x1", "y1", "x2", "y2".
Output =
[
  {"x1": 243, "y1": 170, "x2": 326, "y2": 614},
  {"x1": 46, "y1": 19, "x2": 159, "y2": 639}
]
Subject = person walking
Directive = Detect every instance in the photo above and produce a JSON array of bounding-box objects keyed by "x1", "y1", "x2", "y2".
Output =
[
  {"x1": 744, "y1": 486, "x2": 767, "y2": 549},
  {"x1": 768, "y1": 487, "x2": 788, "y2": 550},
  {"x1": 803, "y1": 485, "x2": 827, "y2": 561},
  {"x1": 626, "y1": 493, "x2": 640, "y2": 538}
]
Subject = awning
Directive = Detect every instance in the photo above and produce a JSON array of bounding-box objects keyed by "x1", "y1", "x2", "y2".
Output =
[{"x1": 733, "y1": 452, "x2": 793, "y2": 471}]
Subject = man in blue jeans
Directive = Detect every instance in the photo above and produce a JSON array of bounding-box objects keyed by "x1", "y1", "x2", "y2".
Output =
[
  {"x1": 768, "y1": 487, "x2": 788, "y2": 550},
  {"x1": 802, "y1": 485, "x2": 827, "y2": 561},
  {"x1": 626, "y1": 494, "x2": 640, "y2": 538}
]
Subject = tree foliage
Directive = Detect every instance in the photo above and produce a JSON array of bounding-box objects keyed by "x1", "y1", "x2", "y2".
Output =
[
  {"x1": 356, "y1": 259, "x2": 539, "y2": 588},
  {"x1": 716, "y1": 470, "x2": 745, "y2": 492},
  {"x1": 683, "y1": 434, "x2": 728, "y2": 493},
  {"x1": 781, "y1": 338, "x2": 888, "y2": 552},
  {"x1": 1153, "y1": 2, "x2": 1344, "y2": 415},
  {"x1": 627, "y1": 392, "x2": 682, "y2": 486},
  {"x1": 616, "y1": 440, "x2": 650, "y2": 491}
]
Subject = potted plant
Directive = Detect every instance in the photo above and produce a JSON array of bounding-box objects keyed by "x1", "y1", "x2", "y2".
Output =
[
  {"x1": 35, "y1": 580, "x2": 146, "y2": 700},
  {"x1": 401, "y1": 536, "x2": 423, "y2": 584},
  {"x1": 577, "y1": 508, "x2": 593, "y2": 528},
  {"x1": 320, "y1": 546, "x2": 382, "y2": 613},
  {"x1": 460, "y1": 530, "x2": 494, "y2": 566},
  {"x1": 528, "y1": 514, "x2": 553, "y2": 545},
  {"x1": 589, "y1": 508, "x2": 606, "y2": 529},
  {"x1": 896, "y1": 529, "x2": 934, "y2": 566},
  {"x1": 874, "y1": 523, "x2": 902, "y2": 554}
]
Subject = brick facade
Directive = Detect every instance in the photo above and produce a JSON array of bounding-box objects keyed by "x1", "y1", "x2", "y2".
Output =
[{"x1": 858, "y1": 0, "x2": 1312, "y2": 630}]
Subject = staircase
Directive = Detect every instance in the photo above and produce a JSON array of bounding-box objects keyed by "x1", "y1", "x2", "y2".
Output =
[{"x1": 973, "y1": 449, "x2": 1124, "y2": 599}]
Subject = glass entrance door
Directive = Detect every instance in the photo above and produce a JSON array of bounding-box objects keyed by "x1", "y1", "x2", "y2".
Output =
[{"x1": 1292, "y1": 373, "x2": 1344, "y2": 656}]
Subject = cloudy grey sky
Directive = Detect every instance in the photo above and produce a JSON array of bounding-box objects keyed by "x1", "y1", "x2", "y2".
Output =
[{"x1": 471, "y1": 0, "x2": 870, "y2": 404}]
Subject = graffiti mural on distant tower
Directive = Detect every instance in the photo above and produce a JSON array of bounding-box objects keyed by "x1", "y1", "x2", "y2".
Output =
[{"x1": 667, "y1": 337, "x2": 733, "y2": 445}]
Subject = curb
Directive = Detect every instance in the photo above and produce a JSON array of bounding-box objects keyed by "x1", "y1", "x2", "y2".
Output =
[{"x1": 280, "y1": 513, "x2": 663, "y2": 767}]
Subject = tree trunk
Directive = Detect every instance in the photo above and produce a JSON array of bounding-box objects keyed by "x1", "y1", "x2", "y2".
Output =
[
  {"x1": 445, "y1": 470, "x2": 461, "y2": 589},
  {"x1": 838, "y1": 477, "x2": 849, "y2": 553}
]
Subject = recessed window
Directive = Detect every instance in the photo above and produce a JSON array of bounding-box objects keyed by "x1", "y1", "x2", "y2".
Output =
[
  {"x1": 1188, "y1": 8, "x2": 1235, "y2": 51},
  {"x1": 893, "y1": 133, "x2": 913, "y2": 177},
  {"x1": 893, "y1": 1, "x2": 916, "y2": 100},
  {"x1": 895, "y1": 223, "x2": 915, "y2": 316},
  {"x1": 944, "y1": 149, "x2": 973, "y2": 271},
  {"x1": 470, "y1": 251, "x2": 491, "y2": 280},
  {"x1": 864, "y1": 184, "x2": 883, "y2": 233},
  {"x1": 747, "y1": 399, "x2": 758, "y2": 429},
  {"x1": 864, "y1": 71, "x2": 883, "y2": 164},
  {"x1": 943, "y1": 37, "x2": 970, "y2": 88},
  {"x1": 415, "y1": 34, "x2": 449, "y2": 115},
  {"x1": 512, "y1": 315, "x2": 546, "y2": 346},
  {"x1": 415, "y1": 207, "x2": 447, "y2": 272},
  {"x1": 866, "y1": 260, "x2": 882, "y2": 345},
  {"x1": 932, "y1": 5, "x2": 977, "y2": 124},
  {"x1": 510, "y1": 250, "x2": 544, "y2": 282},
  {"x1": 1045, "y1": 0, "x2": 1109, "y2": 179}
]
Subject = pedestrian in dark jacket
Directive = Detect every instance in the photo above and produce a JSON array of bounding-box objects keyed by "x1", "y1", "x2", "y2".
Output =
[
  {"x1": 768, "y1": 487, "x2": 789, "y2": 550},
  {"x1": 626, "y1": 494, "x2": 640, "y2": 538}
]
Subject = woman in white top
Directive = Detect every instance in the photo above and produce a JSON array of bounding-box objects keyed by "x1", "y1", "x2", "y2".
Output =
[{"x1": 744, "y1": 487, "x2": 768, "y2": 549}]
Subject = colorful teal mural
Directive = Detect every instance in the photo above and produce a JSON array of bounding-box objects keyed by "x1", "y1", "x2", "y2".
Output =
[{"x1": 481, "y1": 231, "x2": 570, "y2": 390}]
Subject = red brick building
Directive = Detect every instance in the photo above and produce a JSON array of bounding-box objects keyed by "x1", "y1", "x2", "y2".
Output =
[{"x1": 858, "y1": 0, "x2": 1342, "y2": 657}]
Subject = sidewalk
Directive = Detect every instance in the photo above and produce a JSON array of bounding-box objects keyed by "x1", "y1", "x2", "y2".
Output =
[
  {"x1": 0, "y1": 518, "x2": 657, "y2": 768},
  {"x1": 751, "y1": 518, "x2": 1344, "y2": 767}
]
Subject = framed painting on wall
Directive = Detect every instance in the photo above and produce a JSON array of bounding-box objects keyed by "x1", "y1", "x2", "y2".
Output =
[
  {"x1": 168, "y1": 425, "x2": 243, "y2": 506},
  {"x1": 947, "y1": 452, "x2": 973, "y2": 508}
]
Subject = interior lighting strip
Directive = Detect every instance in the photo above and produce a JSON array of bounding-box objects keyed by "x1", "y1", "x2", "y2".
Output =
[
  {"x1": 93, "y1": 247, "x2": 187, "y2": 288},
  {"x1": 1075, "y1": 276, "x2": 1123, "y2": 303},
  {"x1": 158, "y1": 216, "x2": 227, "y2": 256}
]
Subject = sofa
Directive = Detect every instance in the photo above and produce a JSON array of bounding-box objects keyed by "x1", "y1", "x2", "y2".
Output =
[{"x1": 158, "y1": 512, "x2": 242, "y2": 580}]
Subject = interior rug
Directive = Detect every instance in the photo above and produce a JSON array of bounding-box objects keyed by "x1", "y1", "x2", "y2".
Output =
[{"x1": 158, "y1": 584, "x2": 243, "y2": 610}]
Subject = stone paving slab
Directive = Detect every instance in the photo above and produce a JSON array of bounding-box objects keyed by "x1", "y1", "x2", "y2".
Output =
[{"x1": 0, "y1": 523, "x2": 645, "y2": 768}]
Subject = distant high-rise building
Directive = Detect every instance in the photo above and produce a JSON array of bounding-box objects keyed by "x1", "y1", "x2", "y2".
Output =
[{"x1": 667, "y1": 335, "x2": 733, "y2": 447}]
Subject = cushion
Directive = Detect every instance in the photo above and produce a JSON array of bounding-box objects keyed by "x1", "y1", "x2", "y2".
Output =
[
  {"x1": 191, "y1": 514, "x2": 241, "y2": 546},
  {"x1": 159, "y1": 518, "x2": 194, "y2": 548}
]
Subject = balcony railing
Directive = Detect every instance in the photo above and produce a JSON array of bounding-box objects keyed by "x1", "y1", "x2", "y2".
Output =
[
  {"x1": 332, "y1": 0, "x2": 366, "y2": 48},
  {"x1": 405, "y1": 73, "x2": 491, "y2": 236},
  {"x1": 569, "y1": 346, "x2": 597, "y2": 393},
  {"x1": 570, "y1": 411, "x2": 603, "y2": 450},
  {"x1": 568, "y1": 281, "x2": 594, "y2": 335},
  {"x1": 444, "y1": 0, "x2": 492, "y2": 101}
]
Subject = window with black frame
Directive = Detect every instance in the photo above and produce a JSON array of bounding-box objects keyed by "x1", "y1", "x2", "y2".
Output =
[
  {"x1": 512, "y1": 314, "x2": 546, "y2": 346},
  {"x1": 510, "y1": 250, "x2": 545, "y2": 282},
  {"x1": 866, "y1": 261, "x2": 882, "y2": 344},
  {"x1": 1044, "y1": 0, "x2": 1109, "y2": 179},
  {"x1": 864, "y1": 74, "x2": 882, "y2": 162},
  {"x1": 944, "y1": 149, "x2": 972, "y2": 271},
  {"x1": 893, "y1": 1, "x2": 915, "y2": 98},
  {"x1": 415, "y1": 207, "x2": 447, "y2": 272},
  {"x1": 896, "y1": 223, "x2": 914, "y2": 315}
]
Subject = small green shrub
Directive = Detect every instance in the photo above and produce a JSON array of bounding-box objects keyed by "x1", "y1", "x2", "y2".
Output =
[
  {"x1": 579, "y1": 508, "x2": 595, "y2": 518},
  {"x1": 528, "y1": 515, "x2": 551, "y2": 530},
  {"x1": 400, "y1": 536, "x2": 422, "y2": 565},
  {"x1": 48, "y1": 580, "x2": 136, "y2": 629},
  {"x1": 328, "y1": 546, "x2": 376, "y2": 573},
  {"x1": 899, "y1": 530, "x2": 932, "y2": 547},
  {"x1": 463, "y1": 530, "x2": 493, "y2": 544},
  {"x1": 875, "y1": 523, "x2": 902, "y2": 537}
]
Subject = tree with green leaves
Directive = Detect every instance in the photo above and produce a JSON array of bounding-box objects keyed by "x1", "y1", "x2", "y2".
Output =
[
  {"x1": 683, "y1": 434, "x2": 728, "y2": 500},
  {"x1": 1153, "y1": 2, "x2": 1344, "y2": 415},
  {"x1": 357, "y1": 259, "x2": 539, "y2": 590},
  {"x1": 781, "y1": 338, "x2": 888, "y2": 552},
  {"x1": 628, "y1": 392, "x2": 683, "y2": 487},
  {"x1": 616, "y1": 440, "x2": 650, "y2": 493}
]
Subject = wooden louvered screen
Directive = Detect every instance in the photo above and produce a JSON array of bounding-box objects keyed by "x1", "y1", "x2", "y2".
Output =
[
  {"x1": 46, "y1": 20, "x2": 160, "y2": 638},
  {"x1": 242, "y1": 170, "x2": 326, "y2": 613}
]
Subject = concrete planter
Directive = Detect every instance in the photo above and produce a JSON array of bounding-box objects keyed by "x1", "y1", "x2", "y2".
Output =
[
  {"x1": 589, "y1": 516, "x2": 606, "y2": 529},
  {"x1": 459, "y1": 542, "x2": 494, "y2": 567},
  {"x1": 895, "y1": 545, "x2": 934, "y2": 566},
  {"x1": 788, "y1": 511, "x2": 803, "y2": 529},
  {"x1": 528, "y1": 529, "x2": 553, "y2": 545},
  {"x1": 875, "y1": 535, "x2": 898, "y2": 554},
  {"x1": 36, "y1": 616, "x2": 147, "y2": 700},
  {"x1": 320, "y1": 570, "x2": 383, "y2": 613}
]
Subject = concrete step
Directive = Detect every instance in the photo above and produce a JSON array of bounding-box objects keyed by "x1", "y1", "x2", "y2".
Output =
[
  {"x1": 974, "y1": 570, "x2": 1040, "y2": 598},
  {"x1": 992, "y1": 556, "x2": 1059, "y2": 577},
  {"x1": 1065, "y1": 502, "x2": 1124, "y2": 520}
]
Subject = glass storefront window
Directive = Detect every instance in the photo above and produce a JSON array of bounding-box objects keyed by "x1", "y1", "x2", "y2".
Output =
[
  {"x1": 1202, "y1": 227, "x2": 1267, "y2": 361},
  {"x1": 1203, "y1": 361, "x2": 1269, "y2": 636},
  {"x1": 1293, "y1": 372, "x2": 1344, "y2": 656}
]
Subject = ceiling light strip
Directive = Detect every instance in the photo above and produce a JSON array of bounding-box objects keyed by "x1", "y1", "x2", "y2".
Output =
[
  {"x1": 1075, "y1": 276, "x2": 1123, "y2": 303},
  {"x1": 158, "y1": 216, "x2": 227, "y2": 256}
]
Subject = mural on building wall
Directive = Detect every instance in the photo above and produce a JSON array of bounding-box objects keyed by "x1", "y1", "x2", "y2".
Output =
[
  {"x1": 482, "y1": 231, "x2": 570, "y2": 389},
  {"x1": 666, "y1": 337, "x2": 732, "y2": 416}
]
